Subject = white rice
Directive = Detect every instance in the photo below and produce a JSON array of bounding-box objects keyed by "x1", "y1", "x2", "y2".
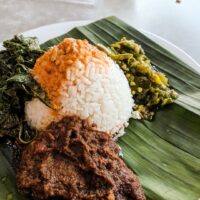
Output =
[
  {"x1": 26, "y1": 39, "x2": 134, "y2": 137},
  {"x1": 25, "y1": 98, "x2": 62, "y2": 130}
]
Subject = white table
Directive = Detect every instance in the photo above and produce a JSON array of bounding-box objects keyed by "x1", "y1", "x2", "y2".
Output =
[{"x1": 0, "y1": 0, "x2": 199, "y2": 63}]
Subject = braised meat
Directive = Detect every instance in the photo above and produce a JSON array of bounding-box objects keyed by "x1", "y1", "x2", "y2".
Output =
[{"x1": 16, "y1": 117, "x2": 146, "y2": 200}]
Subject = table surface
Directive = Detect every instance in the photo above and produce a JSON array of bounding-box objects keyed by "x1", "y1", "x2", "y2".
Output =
[{"x1": 0, "y1": 0, "x2": 199, "y2": 63}]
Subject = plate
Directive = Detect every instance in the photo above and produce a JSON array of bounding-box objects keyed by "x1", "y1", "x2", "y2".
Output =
[{"x1": 1, "y1": 19, "x2": 199, "y2": 200}]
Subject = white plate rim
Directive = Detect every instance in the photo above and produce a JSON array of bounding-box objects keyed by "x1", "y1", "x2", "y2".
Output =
[{"x1": 1, "y1": 20, "x2": 200, "y2": 73}]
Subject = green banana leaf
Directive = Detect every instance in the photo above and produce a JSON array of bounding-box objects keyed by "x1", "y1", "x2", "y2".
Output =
[{"x1": 1, "y1": 16, "x2": 200, "y2": 200}]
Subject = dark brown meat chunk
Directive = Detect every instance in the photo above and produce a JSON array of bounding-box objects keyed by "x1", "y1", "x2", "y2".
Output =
[{"x1": 16, "y1": 117, "x2": 146, "y2": 200}]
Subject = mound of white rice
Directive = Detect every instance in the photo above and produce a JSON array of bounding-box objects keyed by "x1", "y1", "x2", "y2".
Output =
[{"x1": 25, "y1": 38, "x2": 134, "y2": 136}]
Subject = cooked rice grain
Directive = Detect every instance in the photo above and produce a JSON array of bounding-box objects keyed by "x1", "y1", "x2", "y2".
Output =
[{"x1": 26, "y1": 38, "x2": 134, "y2": 136}]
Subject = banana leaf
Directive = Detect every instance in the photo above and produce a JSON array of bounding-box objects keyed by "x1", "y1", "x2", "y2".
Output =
[
  {"x1": 0, "y1": 144, "x2": 26, "y2": 200},
  {"x1": 1, "y1": 16, "x2": 200, "y2": 200}
]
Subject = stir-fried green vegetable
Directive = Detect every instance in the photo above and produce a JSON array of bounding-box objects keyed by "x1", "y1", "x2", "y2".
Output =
[
  {"x1": 0, "y1": 35, "x2": 48, "y2": 143},
  {"x1": 98, "y1": 37, "x2": 178, "y2": 119}
]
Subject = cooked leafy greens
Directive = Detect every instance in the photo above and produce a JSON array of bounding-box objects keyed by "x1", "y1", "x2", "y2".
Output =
[
  {"x1": 98, "y1": 37, "x2": 178, "y2": 120},
  {"x1": 0, "y1": 35, "x2": 48, "y2": 143}
]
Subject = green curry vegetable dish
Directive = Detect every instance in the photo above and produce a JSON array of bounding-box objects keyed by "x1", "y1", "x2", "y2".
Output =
[{"x1": 98, "y1": 37, "x2": 178, "y2": 120}]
